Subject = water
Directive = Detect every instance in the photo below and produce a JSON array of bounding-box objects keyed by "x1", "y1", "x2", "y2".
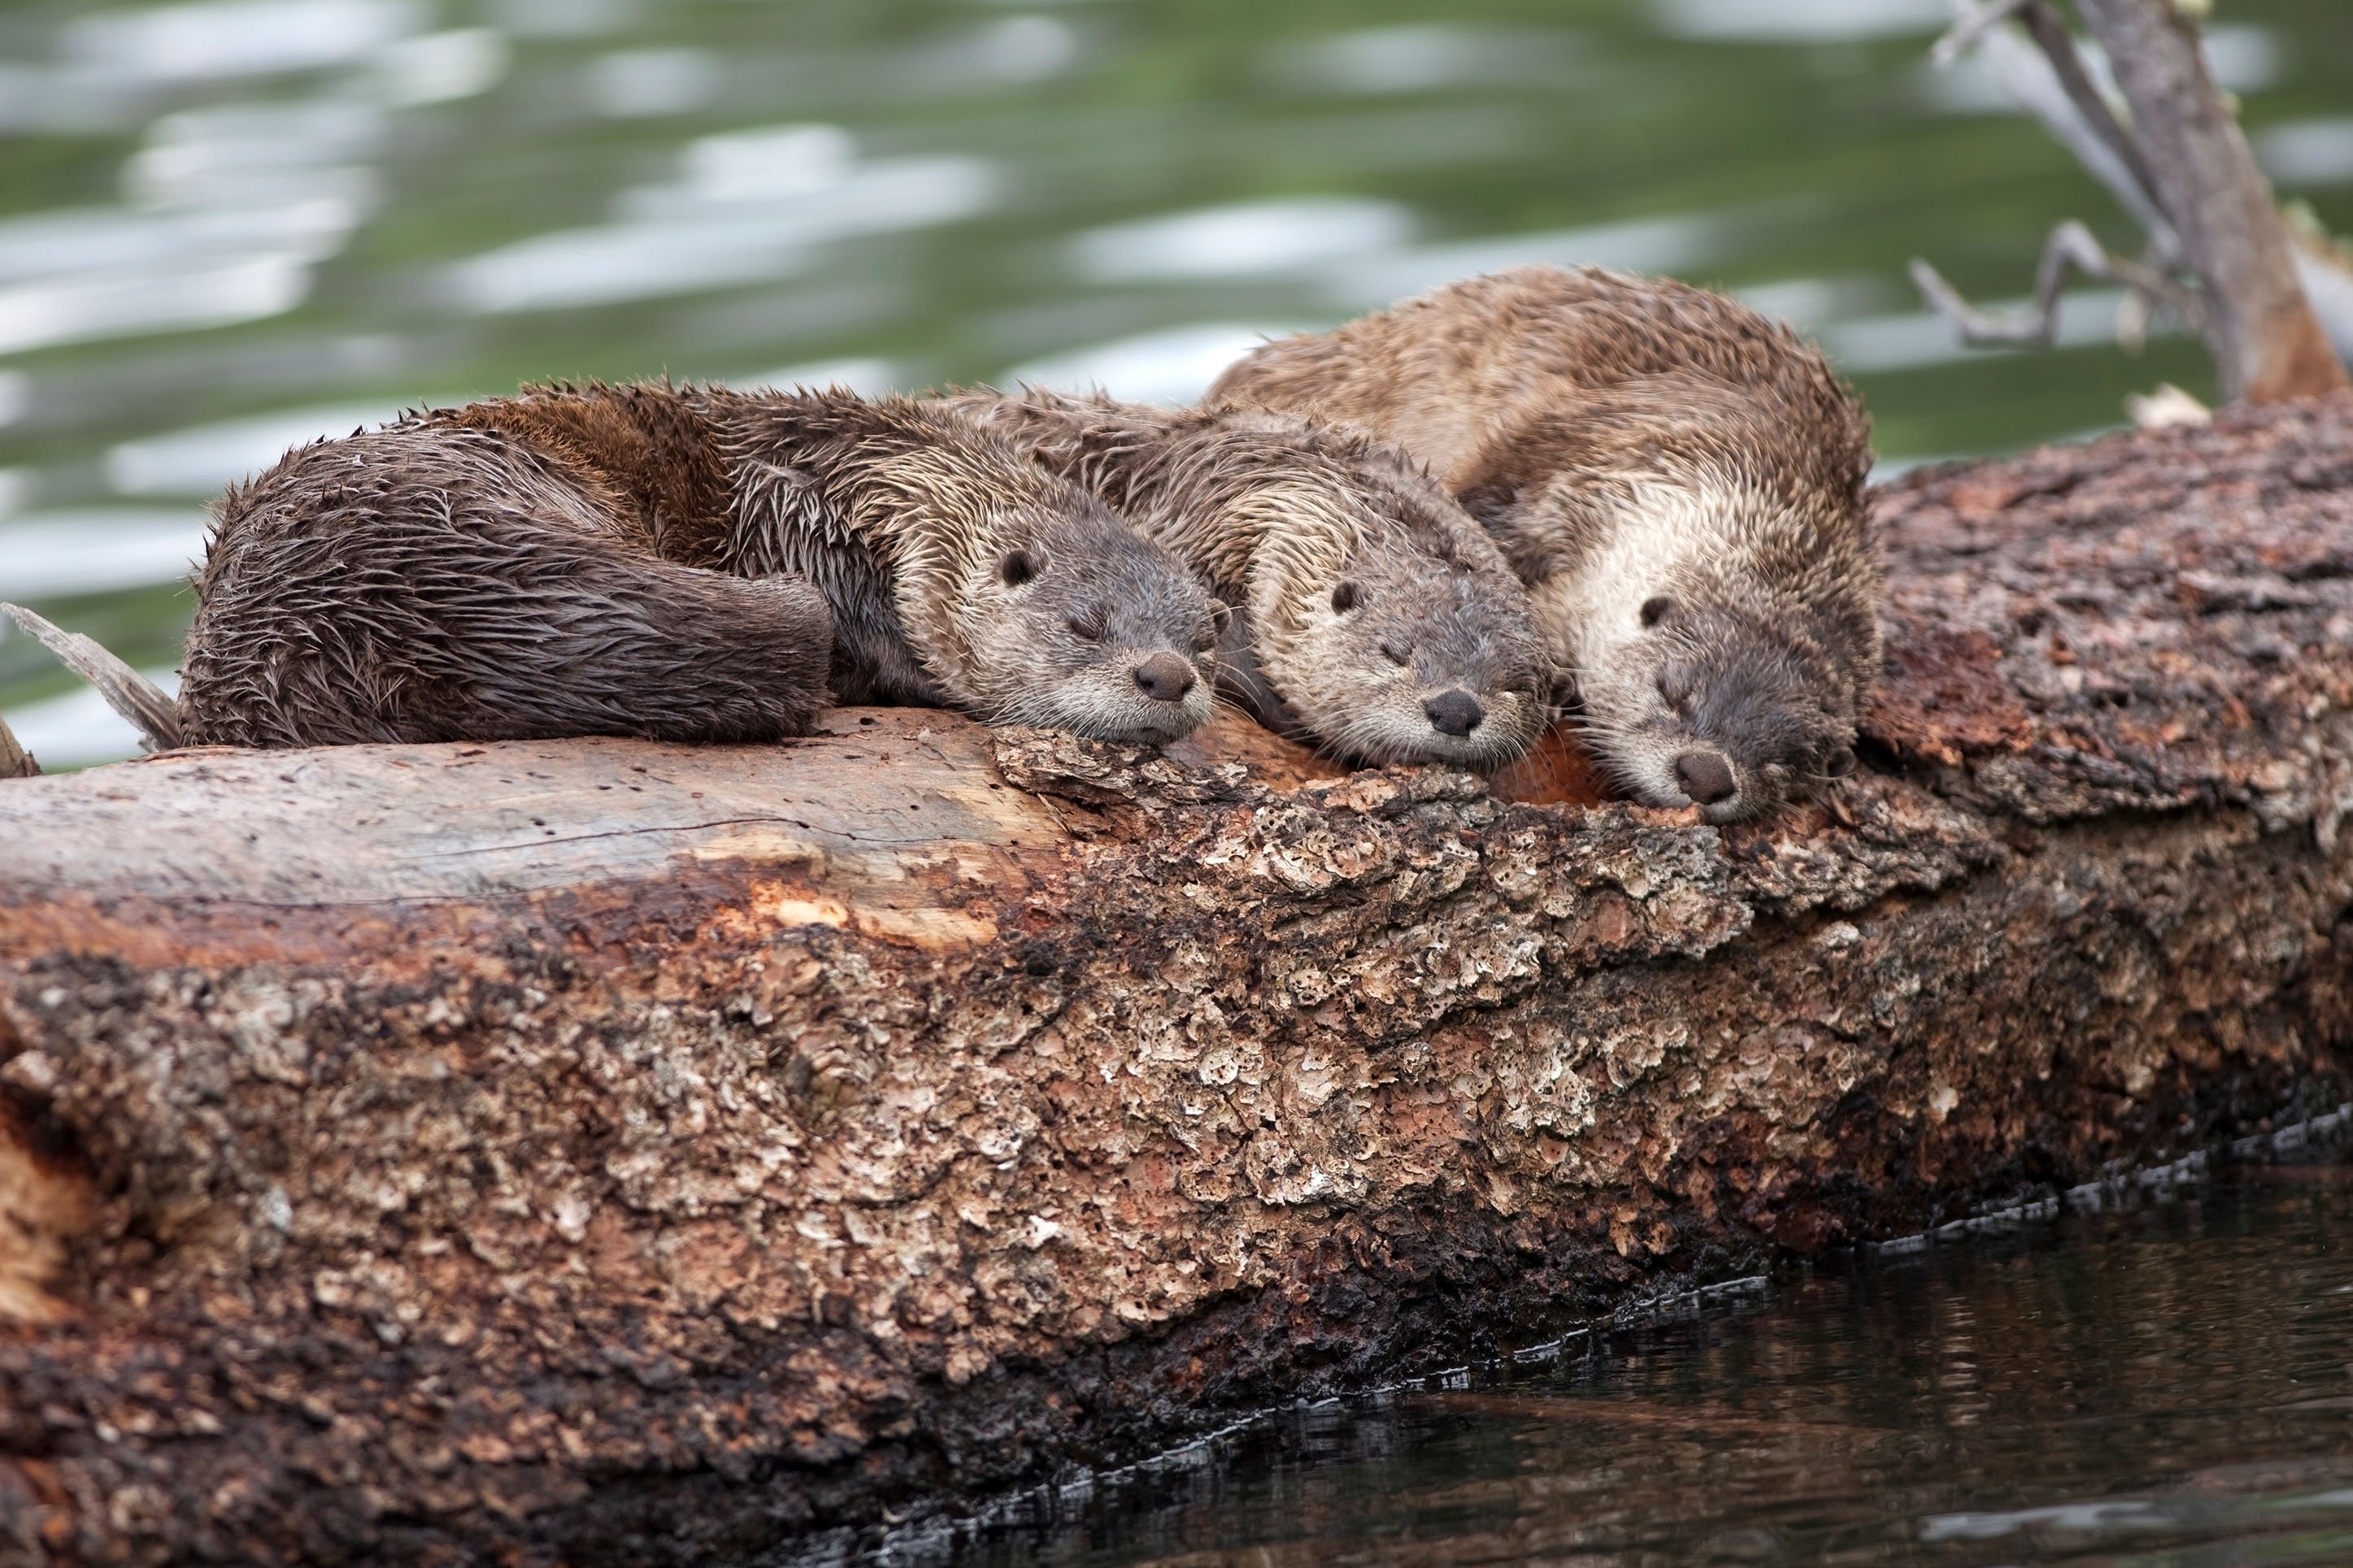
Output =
[
  {"x1": 2, "y1": 0, "x2": 2350, "y2": 763},
  {"x1": 914, "y1": 1161, "x2": 2353, "y2": 1567}
]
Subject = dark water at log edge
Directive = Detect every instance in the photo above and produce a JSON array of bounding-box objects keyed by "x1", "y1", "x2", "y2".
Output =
[{"x1": 806, "y1": 1110, "x2": 2353, "y2": 1567}]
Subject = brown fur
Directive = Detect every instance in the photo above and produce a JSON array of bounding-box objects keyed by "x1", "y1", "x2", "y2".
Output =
[
  {"x1": 180, "y1": 384, "x2": 1219, "y2": 749},
  {"x1": 940, "y1": 389, "x2": 1547, "y2": 771},
  {"x1": 1211, "y1": 266, "x2": 1881, "y2": 820}
]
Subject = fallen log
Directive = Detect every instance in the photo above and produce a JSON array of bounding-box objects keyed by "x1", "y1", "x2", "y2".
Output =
[{"x1": 2, "y1": 397, "x2": 2353, "y2": 1564}]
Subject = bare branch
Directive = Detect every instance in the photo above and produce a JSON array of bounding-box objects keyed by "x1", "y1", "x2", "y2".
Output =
[
  {"x1": 1950, "y1": 7, "x2": 2177, "y2": 250},
  {"x1": 0, "y1": 710, "x2": 34, "y2": 780},
  {"x1": 0, "y1": 602, "x2": 182, "y2": 753},
  {"x1": 2070, "y1": 0, "x2": 2347, "y2": 401},
  {"x1": 1931, "y1": 0, "x2": 2030, "y2": 66},
  {"x1": 2013, "y1": 2, "x2": 2169, "y2": 241},
  {"x1": 1910, "y1": 219, "x2": 2206, "y2": 350}
]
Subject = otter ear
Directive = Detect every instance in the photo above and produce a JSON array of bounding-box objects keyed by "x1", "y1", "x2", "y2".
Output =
[
  {"x1": 1824, "y1": 745, "x2": 1857, "y2": 779},
  {"x1": 1331, "y1": 582, "x2": 1362, "y2": 614},
  {"x1": 1640, "y1": 595, "x2": 1674, "y2": 628},
  {"x1": 1000, "y1": 549, "x2": 1039, "y2": 588}
]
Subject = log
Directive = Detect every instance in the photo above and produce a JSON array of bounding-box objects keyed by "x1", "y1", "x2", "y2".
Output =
[{"x1": 3, "y1": 397, "x2": 2353, "y2": 1563}]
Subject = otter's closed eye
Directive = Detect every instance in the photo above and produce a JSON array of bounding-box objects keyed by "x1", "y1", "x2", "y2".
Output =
[
  {"x1": 1065, "y1": 607, "x2": 1107, "y2": 641},
  {"x1": 1000, "y1": 549, "x2": 1039, "y2": 587},
  {"x1": 1825, "y1": 745, "x2": 1857, "y2": 778},
  {"x1": 1380, "y1": 639, "x2": 1411, "y2": 667},
  {"x1": 1640, "y1": 595, "x2": 1674, "y2": 628},
  {"x1": 1331, "y1": 582, "x2": 1362, "y2": 613}
]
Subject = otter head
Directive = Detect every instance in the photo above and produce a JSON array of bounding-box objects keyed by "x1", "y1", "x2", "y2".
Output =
[
  {"x1": 950, "y1": 493, "x2": 1223, "y2": 745},
  {"x1": 1574, "y1": 578, "x2": 1868, "y2": 823},
  {"x1": 1246, "y1": 482, "x2": 1549, "y2": 771}
]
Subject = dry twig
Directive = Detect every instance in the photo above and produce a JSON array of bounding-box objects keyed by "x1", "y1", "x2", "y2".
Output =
[
  {"x1": 0, "y1": 602, "x2": 181, "y2": 753},
  {"x1": 1914, "y1": 0, "x2": 2346, "y2": 403}
]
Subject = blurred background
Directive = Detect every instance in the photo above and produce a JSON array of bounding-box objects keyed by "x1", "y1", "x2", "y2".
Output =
[{"x1": 0, "y1": 0, "x2": 2347, "y2": 767}]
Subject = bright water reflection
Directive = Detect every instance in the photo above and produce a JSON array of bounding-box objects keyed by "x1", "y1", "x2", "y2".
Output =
[
  {"x1": 1, "y1": 0, "x2": 2348, "y2": 764},
  {"x1": 923, "y1": 1168, "x2": 2353, "y2": 1567}
]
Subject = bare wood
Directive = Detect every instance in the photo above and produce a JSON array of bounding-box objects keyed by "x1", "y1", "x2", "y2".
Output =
[
  {"x1": 0, "y1": 712, "x2": 31, "y2": 780},
  {"x1": 2069, "y1": 0, "x2": 2348, "y2": 401},
  {"x1": 1910, "y1": 219, "x2": 2205, "y2": 349},
  {"x1": 2, "y1": 404, "x2": 2353, "y2": 1561},
  {"x1": 0, "y1": 602, "x2": 182, "y2": 752},
  {"x1": 2015, "y1": 1, "x2": 2170, "y2": 247}
]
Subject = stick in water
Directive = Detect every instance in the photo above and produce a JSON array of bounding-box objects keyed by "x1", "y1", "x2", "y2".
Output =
[{"x1": 0, "y1": 602, "x2": 182, "y2": 753}]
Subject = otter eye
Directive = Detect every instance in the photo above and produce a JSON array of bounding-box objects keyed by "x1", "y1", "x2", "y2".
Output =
[
  {"x1": 1000, "y1": 549, "x2": 1038, "y2": 588},
  {"x1": 1065, "y1": 607, "x2": 1107, "y2": 641},
  {"x1": 1640, "y1": 595, "x2": 1674, "y2": 628},
  {"x1": 1656, "y1": 671, "x2": 1694, "y2": 714},
  {"x1": 1379, "y1": 639, "x2": 1411, "y2": 667},
  {"x1": 1331, "y1": 582, "x2": 1362, "y2": 614},
  {"x1": 1208, "y1": 600, "x2": 1233, "y2": 634},
  {"x1": 1824, "y1": 745, "x2": 1857, "y2": 779}
]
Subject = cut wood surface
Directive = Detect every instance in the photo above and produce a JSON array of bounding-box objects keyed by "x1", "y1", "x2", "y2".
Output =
[{"x1": 4, "y1": 398, "x2": 2353, "y2": 1563}]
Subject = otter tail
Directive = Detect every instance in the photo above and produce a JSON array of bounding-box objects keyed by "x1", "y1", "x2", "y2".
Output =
[
  {"x1": 178, "y1": 427, "x2": 837, "y2": 749},
  {"x1": 0, "y1": 602, "x2": 184, "y2": 775}
]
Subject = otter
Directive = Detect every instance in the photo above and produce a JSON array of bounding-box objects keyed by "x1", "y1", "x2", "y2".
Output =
[
  {"x1": 940, "y1": 387, "x2": 1548, "y2": 771},
  {"x1": 179, "y1": 383, "x2": 1221, "y2": 749},
  {"x1": 1209, "y1": 265, "x2": 1880, "y2": 822}
]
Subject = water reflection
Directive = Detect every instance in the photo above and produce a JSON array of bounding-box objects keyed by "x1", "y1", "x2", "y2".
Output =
[
  {"x1": 451, "y1": 127, "x2": 995, "y2": 314},
  {"x1": 1006, "y1": 324, "x2": 1307, "y2": 406},
  {"x1": 1068, "y1": 199, "x2": 1416, "y2": 285},
  {"x1": 0, "y1": 510, "x2": 209, "y2": 599},
  {"x1": 917, "y1": 1172, "x2": 2353, "y2": 1568}
]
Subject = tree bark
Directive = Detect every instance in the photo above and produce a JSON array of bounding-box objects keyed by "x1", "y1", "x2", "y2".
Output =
[
  {"x1": 2071, "y1": 0, "x2": 2350, "y2": 402},
  {"x1": 3, "y1": 398, "x2": 2353, "y2": 1564}
]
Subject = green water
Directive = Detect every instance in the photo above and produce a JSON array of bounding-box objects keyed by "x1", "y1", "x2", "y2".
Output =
[
  {"x1": 1, "y1": 0, "x2": 2349, "y2": 763},
  {"x1": 906, "y1": 1152, "x2": 2353, "y2": 1567}
]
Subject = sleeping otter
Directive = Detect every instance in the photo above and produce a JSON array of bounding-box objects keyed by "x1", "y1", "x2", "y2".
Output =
[
  {"x1": 940, "y1": 388, "x2": 1547, "y2": 772},
  {"x1": 179, "y1": 383, "x2": 1221, "y2": 749},
  {"x1": 1210, "y1": 266, "x2": 1880, "y2": 821}
]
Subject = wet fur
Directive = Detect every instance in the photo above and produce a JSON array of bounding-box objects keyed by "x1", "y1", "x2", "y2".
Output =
[
  {"x1": 1211, "y1": 266, "x2": 1880, "y2": 819},
  {"x1": 181, "y1": 383, "x2": 1219, "y2": 748},
  {"x1": 689, "y1": 387, "x2": 1219, "y2": 739},
  {"x1": 941, "y1": 389, "x2": 1547, "y2": 771}
]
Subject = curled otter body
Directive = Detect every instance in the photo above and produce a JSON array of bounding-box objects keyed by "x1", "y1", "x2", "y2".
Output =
[
  {"x1": 1211, "y1": 265, "x2": 1880, "y2": 821},
  {"x1": 942, "y1": 388, "x2": 1546, "y2": 771},
  {"x1": 181, "y1": 383, "x2": 1220, "y2": 749}
]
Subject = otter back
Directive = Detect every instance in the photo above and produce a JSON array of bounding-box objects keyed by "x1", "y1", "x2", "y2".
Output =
[{"x1": 1209, "y1": 265, "x2": 1881, "y2": 820}]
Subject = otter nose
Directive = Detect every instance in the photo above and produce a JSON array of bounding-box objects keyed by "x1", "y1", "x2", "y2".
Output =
[
  {"x1": 1424, "y1": 690, "x2": 1484, "y2": 737},
  {"x1": 1132, "y1": 652, "x2": 1196, "y2": 704},
  {"x1": 1674, "y1": 750, "x2": 1737, "y2": 806}
]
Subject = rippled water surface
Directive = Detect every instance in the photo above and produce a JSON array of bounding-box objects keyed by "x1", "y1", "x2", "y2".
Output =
[
  {"x1": 2, "y1": 0, "x2": 2350, "y2": 764},
  {"x1": 911, "y1": 1165, "x2": 2353, "y2": 1567}
]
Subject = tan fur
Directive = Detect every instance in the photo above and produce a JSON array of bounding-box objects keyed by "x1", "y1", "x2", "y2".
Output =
[
  {"x1": 940, "y1": 389, "x2": 1548, "y2": 771},
  {"x1": 1211, "y1": 266, "x2": 1881, "y2": 819}
]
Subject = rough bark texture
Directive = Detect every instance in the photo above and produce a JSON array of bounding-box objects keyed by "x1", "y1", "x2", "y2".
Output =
[
  {"x1": 2071, "y1": 0, "x2": 2350, "y2": 402},
  {"x1": 3, "y1": 399, "x2": 2353, "y2": 1564}
]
